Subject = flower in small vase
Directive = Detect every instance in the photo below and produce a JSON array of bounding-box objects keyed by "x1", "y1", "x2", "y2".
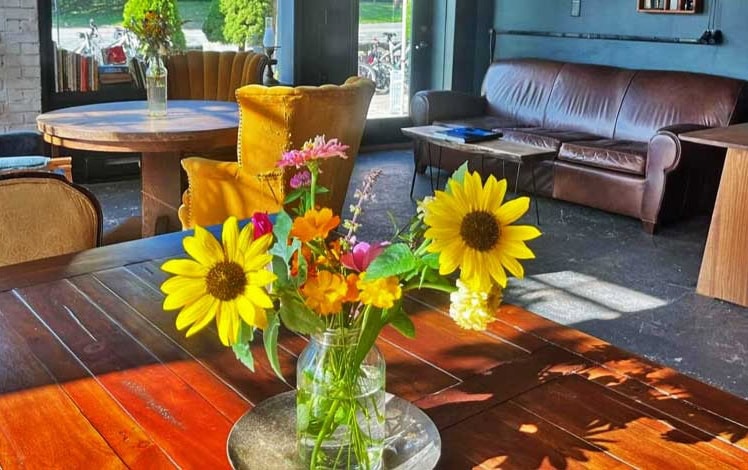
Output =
[
  {"x1": 301, "y1": 271, "x2": 349, "y2": 315},
  {"x1": 290, "y1": 170, "x2": 312, "y2": 189},
  {"x1": 340, "y1": 241, "x2": 386, "y2": 272},
  {"x1": 290, "y1": 208, "x2": 340, "y2": 242},
  {"x1": 161, "y1": 217, "x2": 276, "y2": 346},
  {"x1": 423, "y1": 171, "x2": 541, "y2": 291},
  {"x1": 449, "y1": 279, "x2": 504, "y2": 331},
  {"x1": 251, "y1": 212, "x2": 273, "y2": 239},
  {"x1": 357, "y1": 273, "x2": 402, "y2": 309},
  {"x1": 278, "y1": 136, "x2": 349, "y2": 168}
]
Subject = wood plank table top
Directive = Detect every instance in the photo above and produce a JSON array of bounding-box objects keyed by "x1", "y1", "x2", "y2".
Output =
[
  {"x1": 1, "y1": 230, "x2": 747, "y2": 469},
  {"x1": 36, "y1": 100, "x2": 239, "y2": 153},
  {"x1": 680, "y1": 123, "x2": 748, "y2": 151},
  {"x1": 402, "y1": 125, "x2": 556, "y2": 163}
]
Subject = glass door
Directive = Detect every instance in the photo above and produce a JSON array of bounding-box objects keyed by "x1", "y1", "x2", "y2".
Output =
[{"x1": 357, "y1": 0, "x2": 434, "y2": 144}]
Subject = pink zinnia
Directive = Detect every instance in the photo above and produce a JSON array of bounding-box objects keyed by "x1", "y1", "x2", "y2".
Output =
[
  {"x1": 277, "y1": 135, "x2": 350, "y2": 168},
  {"x1": 290, "y1": 170, "x2": 312, "y2": 189},
  {"x1": 341, "y1": 242, "x2": 387, "y2": 272}
]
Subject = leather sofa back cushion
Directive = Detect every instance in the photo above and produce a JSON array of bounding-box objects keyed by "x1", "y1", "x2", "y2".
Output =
[
  {"x1": 482, "y1": 59, "x2": 563, "y2": 127},
  {"x1": 544, "y1": 63, "x2": 635, "y2": 138},
  {"x1": 614, "y1": 71, "x2": 747, "y2": 141}
]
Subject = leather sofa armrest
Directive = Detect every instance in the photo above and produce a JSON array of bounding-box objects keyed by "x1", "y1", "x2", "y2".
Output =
[
  {"x1": 0, "y1": 131, "x2": 42, "y2": 157},
  {"x1": 410, "y1": 90, "x2": 487, "y2": 126},
  {"x1": 642, "y1": 124, "x2": 720, "y2": 231}
]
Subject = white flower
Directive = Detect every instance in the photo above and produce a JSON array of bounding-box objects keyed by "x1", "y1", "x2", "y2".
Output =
[{"x1": 448, "y1": 279, "x2": 503, "y2": 331}]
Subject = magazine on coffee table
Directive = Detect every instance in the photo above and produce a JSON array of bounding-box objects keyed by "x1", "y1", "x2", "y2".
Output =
[{"x1": 435, "y1": 127, "x2": 502, "y2": 144}]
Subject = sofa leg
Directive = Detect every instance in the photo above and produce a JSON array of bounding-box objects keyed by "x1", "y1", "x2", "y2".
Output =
[{"x1": 642, "y1": 221, "x2": 657, "y2": 234}]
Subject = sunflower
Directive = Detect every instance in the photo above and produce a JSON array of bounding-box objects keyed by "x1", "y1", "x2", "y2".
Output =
[
  {"x1": 423, "y1": 171, "x2": 541, "y2": 291},
  {"x1": 161, "y1": 217, "x2": 276, "y2": 346}
]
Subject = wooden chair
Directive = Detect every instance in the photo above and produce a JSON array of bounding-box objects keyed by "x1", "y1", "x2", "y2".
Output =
[
  {"x1": 177, "y1": 76, "x2": 376, "y2": 229},
  {"x1": 166, "y1": 51, "x2": 268, "y2": 101},
  {"x1": 0, "y1": 172, "x2": 102, "y2": 267},
  {"x1": 0, "y1": 131, "x2": 73, "y2": 182}
]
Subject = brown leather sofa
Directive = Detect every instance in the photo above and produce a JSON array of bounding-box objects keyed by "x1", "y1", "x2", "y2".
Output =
[{"x1": 410, "y1": 59, "x2": 748, "y2": 232}]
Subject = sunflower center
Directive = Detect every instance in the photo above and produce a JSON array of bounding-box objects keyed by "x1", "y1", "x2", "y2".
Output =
[
  {"x1": 460, "y1": 210, "x2": 500, "y2": 251},
  {"x1": 206, "y1": 261, "x2": 246, "y2": 301}
]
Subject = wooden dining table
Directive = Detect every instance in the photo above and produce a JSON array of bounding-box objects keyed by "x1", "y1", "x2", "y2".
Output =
[
  {"x1": 1, "y1": 229, "x2": 747, "y2": 469},
  {"x1": 37, "y1": 100, "x2": 239, "y2": 237}
]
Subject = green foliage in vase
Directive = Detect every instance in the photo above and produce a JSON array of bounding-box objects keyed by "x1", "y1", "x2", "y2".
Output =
[{"x1": 123, "y1": 0, "x2": 186, "y2": 50}]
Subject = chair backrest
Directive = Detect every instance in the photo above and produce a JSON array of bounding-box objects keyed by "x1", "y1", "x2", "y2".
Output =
[
  {"x1": 235, "y1": 76, "x2": 376, "y2": 217},
  {"x1": 0, "y1": 172, "x2": 102, "y2": 267},
  {"x1": 167, "y1": 50, "x2": 268, "y2": 101}
]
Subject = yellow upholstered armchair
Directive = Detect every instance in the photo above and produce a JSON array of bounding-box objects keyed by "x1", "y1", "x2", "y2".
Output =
[
  {"x1": 178, "y1": 76, "x2": 375, "y2": 229},
  {"x1": 166, "y1": 50, "x2": 268, "y2": 101}
]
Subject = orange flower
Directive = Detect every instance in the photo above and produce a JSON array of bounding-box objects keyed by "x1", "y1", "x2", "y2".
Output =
[
  {"x1": 344, "y1": 273, "x2": 360, "y2": 303},
  {"x1": 291, "y1": 208, "x2": 340, "y2": 243},
  {"x1": 301, "y1": 271, "x2": 348, "y2": 315},
  {"x1": 291, "y1": 245, "x2": 315, "y2": 277}
]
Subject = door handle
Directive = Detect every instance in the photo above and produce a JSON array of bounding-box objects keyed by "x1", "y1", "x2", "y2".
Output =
[{"x1": 415, "y1": 41, "x2": 429, "y2": 50}]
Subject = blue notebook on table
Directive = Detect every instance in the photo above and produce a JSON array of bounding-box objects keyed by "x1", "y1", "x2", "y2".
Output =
[{"x1": 436, "y1": 127, "x2": 502, "y2": 144}]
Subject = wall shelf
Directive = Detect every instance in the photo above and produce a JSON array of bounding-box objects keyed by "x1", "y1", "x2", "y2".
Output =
[{"x1": 637, "y1": 0, "x2": 703, "y2": 14}]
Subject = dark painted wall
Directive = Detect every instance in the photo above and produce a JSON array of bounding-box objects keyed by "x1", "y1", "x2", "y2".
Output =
[{"x1": 493, "y1": 0, "x2": 748, "y2": 80}]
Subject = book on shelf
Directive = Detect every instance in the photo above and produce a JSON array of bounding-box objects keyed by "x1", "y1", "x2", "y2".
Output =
[
  {"x1": 435, "y1": 127, "x2": 502, "y2": 144},
  {"x1": 54, "y1": 44, "x2": 100, "y2": 93}
]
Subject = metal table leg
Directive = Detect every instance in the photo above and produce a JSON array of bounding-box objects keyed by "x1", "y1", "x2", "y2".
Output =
[
  {"x1": 531, "y1": 161, "x2": 540, "y2": 225},
  {"x1": 409, "y1": 140, "x2": 419, "y2": 200}
]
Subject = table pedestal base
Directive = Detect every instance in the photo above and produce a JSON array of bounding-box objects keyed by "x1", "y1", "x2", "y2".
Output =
[
  {"x1": 141, "y1": 151, "x2": 183, "y2": 237},
  {"x1": 697, "y1": 147, "x2": 748, "y2": 307}
]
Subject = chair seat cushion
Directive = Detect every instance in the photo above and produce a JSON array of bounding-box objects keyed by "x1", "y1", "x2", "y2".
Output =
[
  {"x1": 434, "y1": 115, "x2": 525, "y2": 131},
  {"x1": 0, "y1": 156, "x2": 49, "y2": 170},
  {"x1": 558, "y1": 139, "x2": 648, "y2": 176},
  {"x1": 501, "y1": 128, "x2": 601, "y2": 150}
]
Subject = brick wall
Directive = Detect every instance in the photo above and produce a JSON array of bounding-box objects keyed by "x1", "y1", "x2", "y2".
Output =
[{"x1": 0, "y1": 0, "x2": 41, "y2": 132}]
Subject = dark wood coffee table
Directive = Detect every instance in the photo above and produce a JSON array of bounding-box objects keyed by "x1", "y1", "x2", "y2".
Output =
[
  {"x1": 1, "y1": 227, "x2": 747, "y2": 468},
  {"x1": 402, "y1": 125, "x2": 555, "y2": 224}
]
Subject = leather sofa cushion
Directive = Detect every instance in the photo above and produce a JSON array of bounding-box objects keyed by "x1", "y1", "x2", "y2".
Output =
[
  {"x1": 434, "y1": 115, "x2": 525, "y2": 131},
  {"x1": 501, "y1": 128, "x2": 601, "y2": 151},
  {"x1": 559, "y1": 140, "x2": 648, "y2": 176}
]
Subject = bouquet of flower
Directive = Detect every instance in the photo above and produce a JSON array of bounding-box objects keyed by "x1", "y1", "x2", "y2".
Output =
[
  {"x1": 160, "y1": 136, "x2": 540, "y2": 469},
  {"x1": 128, "y1": 10, "x2": 175, "y2": 57}
]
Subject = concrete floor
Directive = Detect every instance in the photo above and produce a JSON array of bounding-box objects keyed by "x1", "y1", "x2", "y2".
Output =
[{"x1": 86, "y1": 149, "x2": 748, "y2": 400}]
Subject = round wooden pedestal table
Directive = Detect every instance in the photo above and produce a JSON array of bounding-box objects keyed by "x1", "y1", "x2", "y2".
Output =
[{"x1": 37, "y1": 100, "x2": 239, "y2": 237}]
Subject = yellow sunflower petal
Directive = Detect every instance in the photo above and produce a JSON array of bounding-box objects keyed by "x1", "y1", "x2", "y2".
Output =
[
  {"x1": 483, "y1": 175, "x2": 507, "y2": 210},
  {"x1": 497, "y1": 240, "x2": 536, "y2": 260},
  {"x1": 216, "y1": 301, "x2": 234, "y2": 346},
  {"x1": 175, "y1": 294, "x2": 215, "y2": 330},
  {"x1": 222, "y1": 216, "x2": 240, "y2": 263},
  {"x1": 245, "y1": 285, "x2": 274, "y2": 309},
  {"x1": 502, "y1": 225, "x2": 542, "y2": 241},
  {"x1": 185, "y1": 298, "x2": 219, "y2": 338},
  {"x1": 237, "y1": 223, "x2": 255, "y2": 256},
  {"x1": 187, "y1": 226, "x2": 225, "y2": 265},
  {"x1": 161, "y1": 259, "x2": 209, "y2": 277},
  {"x1": 499, "y1": 253, "x2": 525, "y2": 279},
  {"x1": 490, "y1": 262, "x2": 508, "y2": 288},
  {"x1": 496, "y1": 197, "x2": 530, "y2": 226},
  {"x1": 236, "y1": 294, "x2": 268, "y2": 330},
  {"x1": 163, "y1": 284, "x2": 207, "y2": 310},
  {"x1": 161, "y1": 276, "x2": 204, "y2": 295}
]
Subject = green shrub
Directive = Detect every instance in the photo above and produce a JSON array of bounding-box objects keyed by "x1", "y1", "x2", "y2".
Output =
[
  {"x1": 123, "y1": 0, "x2": 187, "y2": 50},
  {"x1": 202, "y1": 0, "x2": 226, "y2": 43},
  {"x1": 220, "y1": 0, "x2": 272, "y2": 48}
]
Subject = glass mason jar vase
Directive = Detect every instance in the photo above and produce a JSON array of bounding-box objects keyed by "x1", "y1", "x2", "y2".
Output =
[
  {"x1": 296, "y1": 328, "x2": 386, "y2": 470},
  {"x1": 145, "y1": 55, "x2": 168, "y2": 117}
]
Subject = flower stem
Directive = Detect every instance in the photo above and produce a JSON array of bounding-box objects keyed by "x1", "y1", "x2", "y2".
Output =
[
  {"x1": 309, "y1": 397, "x2": 342, "y2": 468},
  {"x1": 309, "y1": 163, "x2": 319, "y2": 210},
  {"x1": 403, "y1": 281, "x2": 457, "y2": 294}
]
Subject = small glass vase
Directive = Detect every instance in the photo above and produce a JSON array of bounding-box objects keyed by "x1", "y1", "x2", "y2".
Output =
[
  {"x1": 145, "y1": 55, "x2": 168, "y2": 117},
  {"x1": 296, "y1": 328, "x2": 386, "y2": 470}
]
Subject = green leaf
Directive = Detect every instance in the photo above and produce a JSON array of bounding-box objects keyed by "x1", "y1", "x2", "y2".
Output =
[
  {"x1": 365, "y1": 243, "x2": 418, "y2": 279},
  {"x1": 294, "y1": 245, "x2": 308, "y2": 286},
  {"x1": 314, "y1": 185, "x2": 330, "y2": 194},
  {"x1": 263, "y1": 312, "x2": 283, "y2": 379},
  {"x1": 422, "y1": 252, "x2": 440, "y2": 270},
  {"x1": 273, "y1": 210, "x2": 293, "y2": 244},
  {"x1": 272, "y1": 255, "x2": 289, "y2": 285},
  {"x1": 284, "y1": 188, "x2": 305, "y2": 204},
  {"x1": 388, "y1": 306, "x2": 416, "y2": 339},
  {"x1": 447, "y1": 162, "x2": 470, "y2": 193},
  {"x1": 232, "y1": 323, "x2": 255, "y2": 372},
  {"x1": 278, "y1": 290, "x2": 324, "y2": 334},
  {"x1": 352, "y1": 307, "x2": 386, "y2": 370}
]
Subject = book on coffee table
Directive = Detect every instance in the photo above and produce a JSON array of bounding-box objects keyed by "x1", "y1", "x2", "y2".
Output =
[{"x1": 435, "y1": 127, "x2": 502, "y2": 144}]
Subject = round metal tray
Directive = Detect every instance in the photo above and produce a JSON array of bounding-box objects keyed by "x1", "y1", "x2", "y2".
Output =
[{"x1": 227, "y1": 391, "x2": 441, "y2": 469}]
